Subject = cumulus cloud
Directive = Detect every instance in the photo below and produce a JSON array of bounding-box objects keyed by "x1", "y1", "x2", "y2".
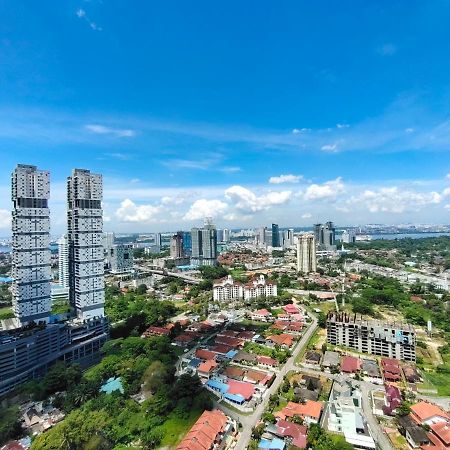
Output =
[
  {"x1": 303, "y1": 178, "x2": 345, "y2": 201},
  {"x1": 336, "y1": 124, "x2": 350, "y2": 129},
  {"x1": 0, "y1": 209, "x2": 10, "y2": 229},
  {"x1": 85, "y1": 124, "x2": 135, "y2": 137},
  {"x1": 446, "y1": 173, "x2": 450, "y2": 180},
  {"x1": 183, "y1": 199, "x2": 228, "y2": 221},
  {"x1": 405, "y1": 128, "x2": 414, "y2": 133},
  {"x1": 301, "y1": 213, "x2": 312, "y2": 219},
  {"x1": 225, "y1": 185, "x2": 292, "y2": 213},
  {"x1": 292, "y1": 128, "x2": 310, "y2": 134},
  {"x1": 443, "y1": 187, "x2": 450, "y2": 197},
  {"x1": 115, "y1": 199, "x2": 162, "y2": 222},
  {"x1": 269, "y1": 174, "x2": 302, "y2": 184},
  {"x1": 347, "y1": 187, "x2": 442, "y2": 213}
]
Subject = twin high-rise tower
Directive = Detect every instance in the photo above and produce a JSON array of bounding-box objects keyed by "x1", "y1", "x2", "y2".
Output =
[{"x1": 11, "y1": 165, "x2": 105, "y2": 325}]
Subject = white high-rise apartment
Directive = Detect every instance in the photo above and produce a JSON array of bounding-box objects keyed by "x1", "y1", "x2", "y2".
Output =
[
  {"x1": 67, "y1": 169, "x2": 104, "y2": 319},
  {"x1": 297, "y1": 233, "x2": 317, "y2": 274},
  {"x1": 11, "y1": 164, "x2": 52, "y2": 324},
  {"x1": 223, "y1": 228, "x2": 231, "y2": 243},
  {"x1": 58, "y1": 234, "x2": 69, "y2": 288}
]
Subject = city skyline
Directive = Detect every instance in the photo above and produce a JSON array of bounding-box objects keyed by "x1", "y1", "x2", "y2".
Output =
[{"x1": 1, "y1": 3, "x2": 450, "y2": 232}]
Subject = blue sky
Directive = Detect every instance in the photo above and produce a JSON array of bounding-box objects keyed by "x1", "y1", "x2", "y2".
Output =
[{"x1": 0, "y1": 1, "x2": 449, "y2": 233}]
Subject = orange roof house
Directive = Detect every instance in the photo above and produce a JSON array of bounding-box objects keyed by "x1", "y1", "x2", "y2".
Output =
[
  {"x1": 267, "y1": 333, "x2": 294, "y2": 348},
  {"x1": 197, "y1": 360, "x2": 218, "y2": 378},
  {"x1": 177, "y1": 409, "x2": 228, "y2": 450},
  {"x1": 410, "y1": 401, "x2": 450, "y2": 426},
  {"x1": 275, "y1": 400, "x2": 323, "y2": 424}
]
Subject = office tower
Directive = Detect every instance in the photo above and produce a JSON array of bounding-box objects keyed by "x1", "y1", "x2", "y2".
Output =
[
  {"x1": 11, "y1": 164, "x2": 52, "y2": 325},
  {"x1": 313, "y1": 223, "x2": 324, "y2": 247},
  {"x1": 256, "y1": 227, "x2": 267, "y2": 247},
  {"x1": 282, "y1": 228, "x2": 294, "y2": 249},
  {"x1": 223, "y1": 228, "x2": 231, "y2": 243},
  {"x1": 170, "y1": 232, "x2": 184, "y2": 258},
  {"x1": 182, "y1": 231, "x2": 192, "y2": 255},
  {"x1": 296, "y1": 234, "x2": 317, "y2": 273},
  {"x1": 341, "y1": 229, "x2": 356, "y2": 244},
  {"x1": 271, "y1": 223, "x2": 280, "y2": 247},
  {"x1": 326, "y1": 312, "x2": 416, "y2": 362},
  {"x1": 190, "y1": 219, "x2": 218, "y2": 266},
  {"x1": 324, "y1": 221, "x2": 336, "y2": 249},
  {"x1": 67, "y1": 169, "x2": 104, "y2": 319},
  {"x1": 154, "y1": 233, "x2": 162, "y2": 247},
  {"x1": 58, "y1": 234, "x2": 70, "y2": 288}
]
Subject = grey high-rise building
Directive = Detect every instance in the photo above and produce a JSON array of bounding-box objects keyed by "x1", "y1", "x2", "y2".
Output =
[
  {"x1": 223, "y1": 228, "x2": 231, "y2": 243},
  {"x1": 296, "y1": 234, "x2": 317, "y2": 274},
  {"x1": 271, "y1": 223, "x2": 280, "y2": 247},
  {"x1": 170, "y1": 232, "x2": 184, "y2": 258},
  {"x1": 11, "y1": 164, "x2": 52, "y2": 325},
  {"x1": 67, "y1": 169, "x2": 104, "y2": 319},
  {"x1": 314, "y1": 222, "x2": 336, "y2": 250},
  {"x1": 191, "y1": 220, "x2": 217, "y2": 266}
]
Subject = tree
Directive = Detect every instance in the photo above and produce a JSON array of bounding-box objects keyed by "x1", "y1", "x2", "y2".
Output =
[
  {"x1": 142, "y1": 361, "x2": 169, "y2": 393},
  {"x1": 321, "y1": 343, "x2": 328, "y2": 353},
  {"x1": 251, "y1": 423, "x2": 265, "y2": 440},
  {"x1": 0, "y1": 406, "x2": 22, "y2": 446},
  {"x1": 396, "y1": 401, "x2": 412, "y2": 417},
  {"x1": 136, "y1": 284, "x2": 147, "y2": 295}
]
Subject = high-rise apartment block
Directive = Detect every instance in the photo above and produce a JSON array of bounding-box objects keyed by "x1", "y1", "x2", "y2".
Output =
[
  {"x1": 67, "y1": 169, "x2": 104, "y2": 319},
  {"x1": 191, "y1": 220, "x2": 218, "y2": 266},
  {"x1": 223, "y1": 228, "x2": 231, "y2": 243},
  {"x1": 58, "y1": 234, "x2": 70, "y2": 288},
  {"x1": 326, "y1": 312, "x2": 416, "y2": 362},
  {"x1": 11, "y1": 165, "x2": 52, "y2": 325},
  {"x1": 170, "y1": 232, "x2": 184, "y2": 258},
  {"x1": 1, "y1": 165, "x2": 108, "y2": 397},
  {"x1": 341, "y1": 229, "x2": 356, "y2": 244},
  {"x1": 296, "y1": 233, "x2": 317, "y2": 273}
]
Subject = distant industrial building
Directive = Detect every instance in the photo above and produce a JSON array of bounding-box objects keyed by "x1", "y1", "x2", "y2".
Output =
[
  {"x1": 326, "y1": 312, "x2": 416, "y2": 361},
  {"x1": 296, "y1": 234, "x2": 317, "y2": 274}
]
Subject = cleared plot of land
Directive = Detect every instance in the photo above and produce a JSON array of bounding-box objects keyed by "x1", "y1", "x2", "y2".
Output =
[{"x1": 158, "y1": 409, "x2": 203, "y2": 449}]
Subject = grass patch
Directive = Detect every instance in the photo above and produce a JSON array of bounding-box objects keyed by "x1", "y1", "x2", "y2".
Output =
[
  {"x1": 423, "y1": 371, "x2": 450, "y2": 396},
  {"x1": 0, "y1": 306, "x2": 13, "y2": 320},
  {"x1": 157, "y1": 409, "x2": 203, "y2": 449}
]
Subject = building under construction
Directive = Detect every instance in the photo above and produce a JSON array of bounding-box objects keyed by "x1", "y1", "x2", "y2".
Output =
[{"x1": 326, "y1": 312, "x2": 416, "y2": 362}]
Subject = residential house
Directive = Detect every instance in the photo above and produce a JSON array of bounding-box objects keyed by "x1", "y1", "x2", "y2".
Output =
[
  {"x1": 251, "y1": 309, "x2": 273, "y2": 322},
  {"x1": 275, "y1": 400, "x2": 323, "y2": 425},
  {"x1": 410, "y1": 401, "x2": 450, "y2": 426}
]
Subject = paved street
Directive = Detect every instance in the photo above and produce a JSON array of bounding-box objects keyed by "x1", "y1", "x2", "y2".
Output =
[{"x1": 216, "y1": 315, "x2": 318, "y2": 450}]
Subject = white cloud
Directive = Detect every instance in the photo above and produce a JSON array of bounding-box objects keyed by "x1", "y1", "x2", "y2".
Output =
[
  {"x1": 348, "y1": 187, "x2": 442, "y2": 213},
  {"x1": 0, "y1": 209, "x2": 10, "y2": 229},
  {"x1": 115, "y1": 199, "x2": 162, "y2": 222},
  {"x1": 225, "y1": 185, "x2": 292, "y2": 213},
  {"x1": 269, "y1": 174, "x2": 302, "y2": 184},
  {"x1": 303, "y1": 177, "x2": 345, "y2": 201},
  {"x1": 221, "y1": 166, "x2": 241, "y2": 173},
  {"x1": 405, "y1": 128, "x2": 414, "y2": 133},
  {"x1": 85, "y1": 124, "x2": 135, "y2": 137},
  {"x1": 292, "y1": 128, "x2": 310, "y2": 134},
  {"x1": 76, "y1": 9, "x2": 102, "y2": 31},
  {"x1": 443, "y1": 187, "x2": 450, "y2": 197},
  {"x1": 445, "y1": 204, "x2": 450, "y2": 210},
  {"x1": 301, "y1": 213, "x2": 312, "y2": 219},
  {"x1": 377, "y1": 43, "x2": 397, "y2": 56},
  {"x1": 336, "y1": 124, "x2": 350, "y2": 129},
  {"x1": 321, "y1": 143, "x2": 338, "y2": 152},
  {"x1": 183, "y1": 199, "x2": 228, "y2": 221},
  {"x1": 446, "y1": 173, "x2": 450, "y2": 180}
]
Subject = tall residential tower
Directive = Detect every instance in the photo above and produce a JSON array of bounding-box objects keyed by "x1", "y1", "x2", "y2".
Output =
[
  {"x1": 11, "y1": 164, "x2": 52, "y2": 325},
  {"x1": 67, "y1": 169, "x2": 105, "y2": 319},
  {"x1": 296, "y1": 233, "x2": 317, "y2": 274}
]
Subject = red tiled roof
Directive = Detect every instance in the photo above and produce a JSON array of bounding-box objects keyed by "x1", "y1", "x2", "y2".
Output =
[
  {"x1": 210, "y1": 344, "x2": 233, "y2": 354},
  {"x1": 198, "y1": 360, "x2": 218, "y2": 374},
  {"x1": 341, "y1": 356, "x2": 361, "y2": 373},
  {"x1": 430, "y1": 422, "x2": 450, "y2": 445},
  {"x1": 195, "y1": 349, "x2": 217, "y2": 361},
  {"x1": 253, "y1": 308, "x2": 270, "y2": 316},
  {"x1": 224, "y1": 366, "x2": 245, "y2": 379},
  {"x1": 277, "y1": 400, "x2": 323, "y2": 420},
  {"x1": 276, "y1": 419, "x2": 307, "y2": 449},
  {"x1": 227, "y1": 379, "x2": 255, "y2": 400},
  {"x1": 283, "y1": 304, "x2": 300, "y2": 314},
  {"x1": 257, "y1": 355, "x2": 278, "y2": 366},
  {"x1": 411, "y1": 401, "x2": 450, "y2": 423},
  {"x1": 143, "y1": 326, "x2": 171, "y2": 336},
  {"x1": 381, "y1": 358, "x2": 400, "y2": 368},
  {"x1": 267, "y1": 333, "x2": 294, "y2": 347},
  {"x1": 218, "y1": 330, "x2": 240, "y2": 338},
  {"x1": 214, "y1": 336, "x2": 242, "y2": 347},
  {"x1": 177, "y1": 409, "x2": 228, "y2": 450}
]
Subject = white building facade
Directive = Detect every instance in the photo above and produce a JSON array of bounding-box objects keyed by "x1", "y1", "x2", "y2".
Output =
[
  {"x1": 244, "y1": 275, "x2": 277, "y2": 300},
  {"x1": 58, "y1": 234, "x2": 70, "y2": 288},
  {"x1": 67, "y1": 169, "x2": 105, "y2": 319},
  {"x1": 213, "y1": 275, "x2": 243, "y2": 301},
  {"x1": 11, "y1": 164, "x2": 52, "y2": 324}
]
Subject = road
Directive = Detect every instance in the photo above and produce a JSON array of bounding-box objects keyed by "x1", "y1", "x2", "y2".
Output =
[{"x1": 216, "y1": 315, "x2": 319, "y2": 450}]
